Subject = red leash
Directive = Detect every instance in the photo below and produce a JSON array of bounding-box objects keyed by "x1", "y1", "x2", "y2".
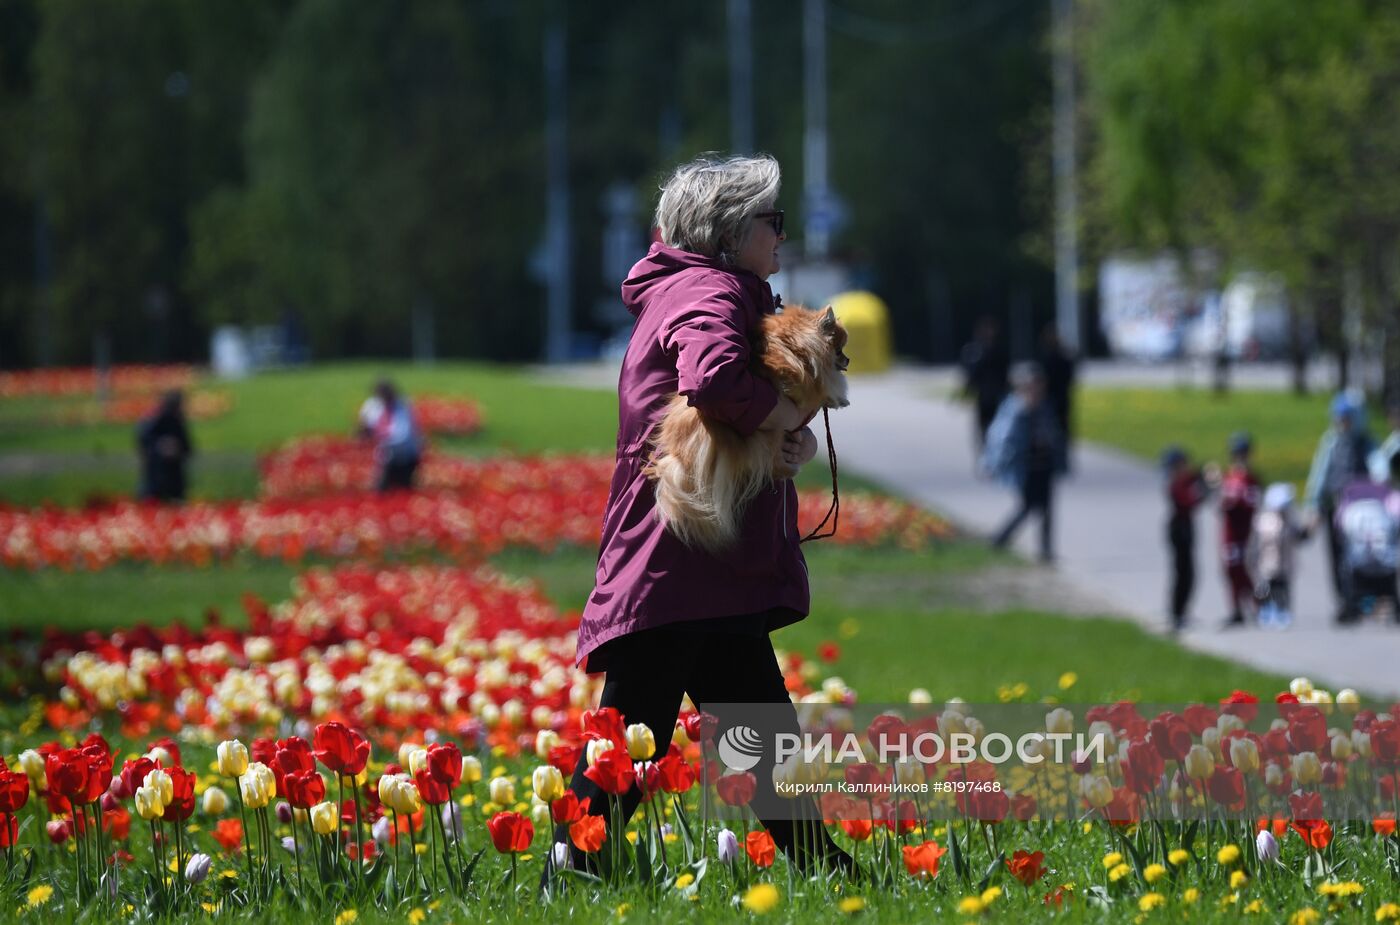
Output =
[{"x1": 800, "y1": 406, "x2": 839, "y2": 544}]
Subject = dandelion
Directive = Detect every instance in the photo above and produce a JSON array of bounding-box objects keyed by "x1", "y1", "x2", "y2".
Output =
[
  {"x1": 1058, "y1": 672, "x2": 1078, "y2": 690},
  {"x1": 1217, "y1": 844, "x2": 1241, "y2": 865},
  {"x1": 1143, "y1": 863, "x2": 1166, "y2": 884},
  {"x1": 1183, "y1": 888, "x2": 1200, "y2": 904},
  {"x1": 407, "y1": 910, "x2": 426, "y2": 925},
  {"x1": 839, "y1": 897, "x2": 866, "y2": 914},
  {"x1": 1376, "y1": 904, "x2": 1400, "y2": 922},
  {"x1": 1102, "y1": 851, "x2": 1124, "y2": 869},
  {"x1": 334, "y1": 911, "x2": 358, "y2": 925},
  {"x1": 1289, "y1": 911, "x2": 1320, "y2": 925},
  {"x1": 674, "y1": 873, "x2": 694, "y2": 890},
  {"x1": 980, "y1": 886, "x2": 1002, "y2": 905},
  {"x1": 956, "y1": 896, "x2": 985, "y2": 915},
  {"x1": 1316, "y1": 881, "x2": 1363, "y2": 897},
  {"x1": 1230, "y1": 870, "x2": 1249, "y2": 889},
  {"x1": 742, "y1": 883, "x2": 780, "y2": 914},
  {"x1": 26, "y1": 885, "x2": 54, "y2": 908},
  {"x1": 1168, "y1": 848, "x2": 1191, "y2": 866},
  {"x1": 1108, "y1": 863, "x2": 1131, "y2": 882},
  {"x1": 1139, "y1": 893, "x2": 1166, "y2": 911},
  {"x1": 1244, "y1": 899, "x2": 1265, "y2": 914}
]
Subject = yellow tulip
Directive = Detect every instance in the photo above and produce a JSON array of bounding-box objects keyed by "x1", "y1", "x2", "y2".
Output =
[
  {"x1": 625, "y1": 723, "x2": 656, "y2": 761},
  {"x1": 201, "y1": 786, "x2": 229, "y2": 816},
  {"x1": 488, "y1": 776, "x2": 515, "y2": 806},
  {"x1": 144, "y1": 768, "x2": 174, "y2": 804},
  {"x1": 310, "y1": 801, "x2": 338, "y2": 836},
  {"x1": 461, "y1": 756, "x2": 483, "y2": 784},
  {"x1": 216, "y1": 740, "x2": 249, "y2": 778},
  {"x1": 135, "y1": 785, "x2": 166, "y2": 820},
  {"x1": 532, "y1": 766, "x2": 565, "y2": 803}
]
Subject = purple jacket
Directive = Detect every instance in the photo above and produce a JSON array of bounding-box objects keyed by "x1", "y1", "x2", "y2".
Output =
[{"x1": 575, "y1": 244, "x2": 810, "y2": 670}]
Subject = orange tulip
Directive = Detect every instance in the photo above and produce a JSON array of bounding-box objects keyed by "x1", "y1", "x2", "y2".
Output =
[
  {"x1": 902, "y1": 840, "x2": 947, "y2": 880},
  {"x1": 569, "y1": 814, "x2": 606, "y2": 854},
  {"x1": 745, "y1": 830, "x2": 776, "y2": 868}
]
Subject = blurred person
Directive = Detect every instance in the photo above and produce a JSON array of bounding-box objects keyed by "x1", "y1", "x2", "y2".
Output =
[
  {"x1": 1253, "y1": 483, "x2": 1307, "y2": 629},
  {"x1": 1304, "y1": 392, "x2": 1375, "y2": 602},
  {"x1": 136, "y1": 389, "x2": 193, "y2": 503},
  {"x1": 1219, "y1": 432, "x2": 1262, "y2": 628},
  {"x1": 960, "y1": 316, "x2": 1009, "y2": 455},
  {"x1": 559, "y1": 153, "x2": 853, "y2": 881},
  {"x1": 356, "y1": 379, "x2": 387, "y2": 439},
  {"x1": 1368, "y1": 400, "x2": 1400, "y2": 482},
  {"x1": 983, "y1": 361, "x2": 1066, "y2": 562},
  {"x1": 1038, "y1": 322, "x2": 1077, "y2": 463},
  {"x1": 1162, "y1": 446, "x2": 1213, "y2": 631},
  {"x1": 369, "y1": 380, "x2": 423, "y2": 492},
  {"x1": 1331, "y1": 452, "x2": 1400, "y2": 624}
]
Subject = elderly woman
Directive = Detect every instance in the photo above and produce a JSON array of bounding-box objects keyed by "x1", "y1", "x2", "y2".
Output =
[{"x1": 557, "y1": 153, "x2": 854, "y2": 876}]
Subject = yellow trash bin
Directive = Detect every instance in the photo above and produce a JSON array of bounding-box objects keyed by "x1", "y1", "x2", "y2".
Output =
[{"x1": 829, "y1": 291, "x2": 892, "y2": 374}]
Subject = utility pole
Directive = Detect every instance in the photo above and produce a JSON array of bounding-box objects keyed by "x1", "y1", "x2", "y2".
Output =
[
  {"x1": 803, "y1": 0, "x2": 831, "y2": 261},
  {"x1": 728, "y1": 0, "x2": 754, "y2": 154},
  {"x1": 543, "y1": 18, "x2": 572, "y2": 363},
  {"x1": 1052, "y1": 0, "x2": 1081, "y2": 353}
]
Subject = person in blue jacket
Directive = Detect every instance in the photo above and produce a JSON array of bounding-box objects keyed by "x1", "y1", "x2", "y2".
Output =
[{"x1": 983, "y1": 362, "x2": 1067, "y2": 562}]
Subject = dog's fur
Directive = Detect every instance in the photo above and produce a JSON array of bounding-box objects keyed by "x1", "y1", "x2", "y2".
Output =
[{"x1": 645, "y1": 305, "x2": 850, "y2": 553}]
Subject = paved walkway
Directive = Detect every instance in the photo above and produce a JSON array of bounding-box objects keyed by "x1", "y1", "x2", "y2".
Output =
[
  {"x1": 535, "y1": 361, "x2": 1400, "y2": 699},
  {"x1": 831, "y1": 367, "x2": 1400, "y2": 699}
]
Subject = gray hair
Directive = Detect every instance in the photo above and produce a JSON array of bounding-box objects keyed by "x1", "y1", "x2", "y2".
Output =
[{"x1": 655, "y1": 153, "x2": 781, "y2": 264}]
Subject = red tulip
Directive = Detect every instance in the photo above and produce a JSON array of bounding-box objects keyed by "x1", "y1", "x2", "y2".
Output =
[
  {"x1": 1371, "y1": 720, "x2": 1400, "y2": 767},
  {"x1": 550, "y1": 790, "x2": 589, "y2": 825},
  {"x1": 580, "y1": 707, "x2": 627, "y2": 747},
  {"x1": 1006, "y1": 849, "x2": 1046, "y2": 885},
  {"x1": 414, "y1": 769, "x2": 450, "y2": 806},
  {"x1": 1289, "y1": 790, "x2": 1324, "y2": 822},
  {"x1": 213, "y1": 818, "x2": 244, "y2": 854},
  {"x1": 44, "y1": 748, "x2": 95, "y2": 804},
  {"x1": 46, "y1": 819, "x2": 70, "y2": 843},
  {"x1": 1288, "y1": 708, "x2": 1328, "y2": 754},
  {"x1": 486, "y1": 811, "x2": 533, "y2": 853},
  {"x1": 839, "y1": 819, "x2": 872, "y2": 841},
  {"x1": 0, "y1": 814, "x2": 17, "y2": 849},
  {"x1": 655, "y1": 751, "x2": 696, "y2": 794},
  {"x1": 680, "y1": 711, "x2": 718, "y2": 743},
  {"x1": 425, "y1": 743, "x2": 461, "y2": 788},
  {"x1": 1149, "y1": 714, "x2": 1192, "y2": 763},
  {"x1": 1206, "y1": 767, "x2": 1245, "y2": 811},
  {"x1": 313, "y1": 722, "x2": 371, "y2": 776},
  {"x1": 547, "y1": 744, "x2": 582, "y2": 776},
  {"x1": 284, "y1": 768, "x2": 326, "y2": 810},
  {"x1": 745, "y1": 830, "x2": 775, "y2": 867},
  {"x1": 162, "y1": 767, "x2": 197, "y2": 821},
  {"x1": 715, "y1": 772, "x2": 757, "y2": 807},
  {"x1": 1373, "y1": 813, "x2": 1396, "y2": 837},
  {"x1": 1010, "y1": 792, "x2": 1038, "y2": 822},
  {"x1": 583, "y1": 749, "x2": 634, "y2": 796},
  {"x1": 0, "y1": 770, "x2": 28, "y2": 814},
  {"x1": 1220, "y1": 690, "x2": 1259, "y2": 723}
]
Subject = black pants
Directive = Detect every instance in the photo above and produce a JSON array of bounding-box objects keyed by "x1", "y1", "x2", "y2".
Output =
[
  {"x1": 1323, "y1": 506, "x2": 1345, "y2": 598},
  {"x1": 557, "y1": 625, "x2": 849, "y2": 874},
  {"x1": 378, "y1": 455, "x2": 419, "y2": 492},
  {"x1": 1168, "y1": 517, "x2": 1194, "y2": 627},
  {"x1": 994, "y1": 468, "x2": 1054, "y2": 558}
]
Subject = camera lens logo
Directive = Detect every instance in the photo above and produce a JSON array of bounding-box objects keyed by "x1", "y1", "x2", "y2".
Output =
[{"x1": 717, "y1": 725, "x2": 764, "y2": 772}]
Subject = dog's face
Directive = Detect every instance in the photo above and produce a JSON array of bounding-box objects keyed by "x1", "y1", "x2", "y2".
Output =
[{"x1": 758, "y1": 306, "x2": 851, "y2": 411}]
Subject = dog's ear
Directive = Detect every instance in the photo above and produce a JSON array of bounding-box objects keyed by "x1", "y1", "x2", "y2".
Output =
[{"x1": 820, "y1": 306, "x2": 838, "y2": 333}]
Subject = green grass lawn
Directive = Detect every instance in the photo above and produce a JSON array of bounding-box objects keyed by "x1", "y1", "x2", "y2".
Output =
[
  {"x1": 0, "y1": 362, "x2": 876, "y2": 506},
  {"x1": 1076, "y1": 386, "x2": 1389, "y2": 487}
]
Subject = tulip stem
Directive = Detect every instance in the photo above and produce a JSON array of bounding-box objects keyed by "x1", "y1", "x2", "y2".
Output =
[
  {"x1": 234, "y1": 781, "x2": 254, "y2": 885},
  {"x1": 428, "y1": 802, "x2": 442, "y2": 895},
  {"x1": 290, "y1": 814, "x2": 305, "y2": 897},
  {"x1": 351, "y1": 778, "x2": 367, "y2": 888},
  {"x1": 390, "y1": 809, "x2": 402, "y2": 894}
]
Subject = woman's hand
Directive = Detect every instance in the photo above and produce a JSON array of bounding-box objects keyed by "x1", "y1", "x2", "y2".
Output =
[
  {"x1": 758, "y1": 395, "x2": 806, "y2": 434},
  {"x1": 773, "y1": 426, "x2": 818, "y2": 480}
]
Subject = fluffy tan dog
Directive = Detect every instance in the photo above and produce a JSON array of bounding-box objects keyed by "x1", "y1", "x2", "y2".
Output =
[{"x1": 645, "y1": 305, "x2": 850, "y2": 553}]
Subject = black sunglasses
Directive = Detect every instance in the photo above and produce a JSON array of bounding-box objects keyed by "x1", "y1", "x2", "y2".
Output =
[{"x1": 754, "y1": 210, "x2": 785, "y2": 236}]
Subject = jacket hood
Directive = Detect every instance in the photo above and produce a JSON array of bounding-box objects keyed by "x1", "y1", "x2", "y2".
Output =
[{"x1": 620, "y1": 243, "x2": 765, "y2": 317}]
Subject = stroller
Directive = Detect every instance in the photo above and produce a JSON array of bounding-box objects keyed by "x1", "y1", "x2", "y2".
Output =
[{"x1": 1333, "y1": 477, "x2": 1400, "y2": 624}]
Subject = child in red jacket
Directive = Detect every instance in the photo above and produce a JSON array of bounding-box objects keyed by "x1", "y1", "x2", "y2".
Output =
[{"x1": 1220, "y1": 432, "x2": 1263, "y2": 627}]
